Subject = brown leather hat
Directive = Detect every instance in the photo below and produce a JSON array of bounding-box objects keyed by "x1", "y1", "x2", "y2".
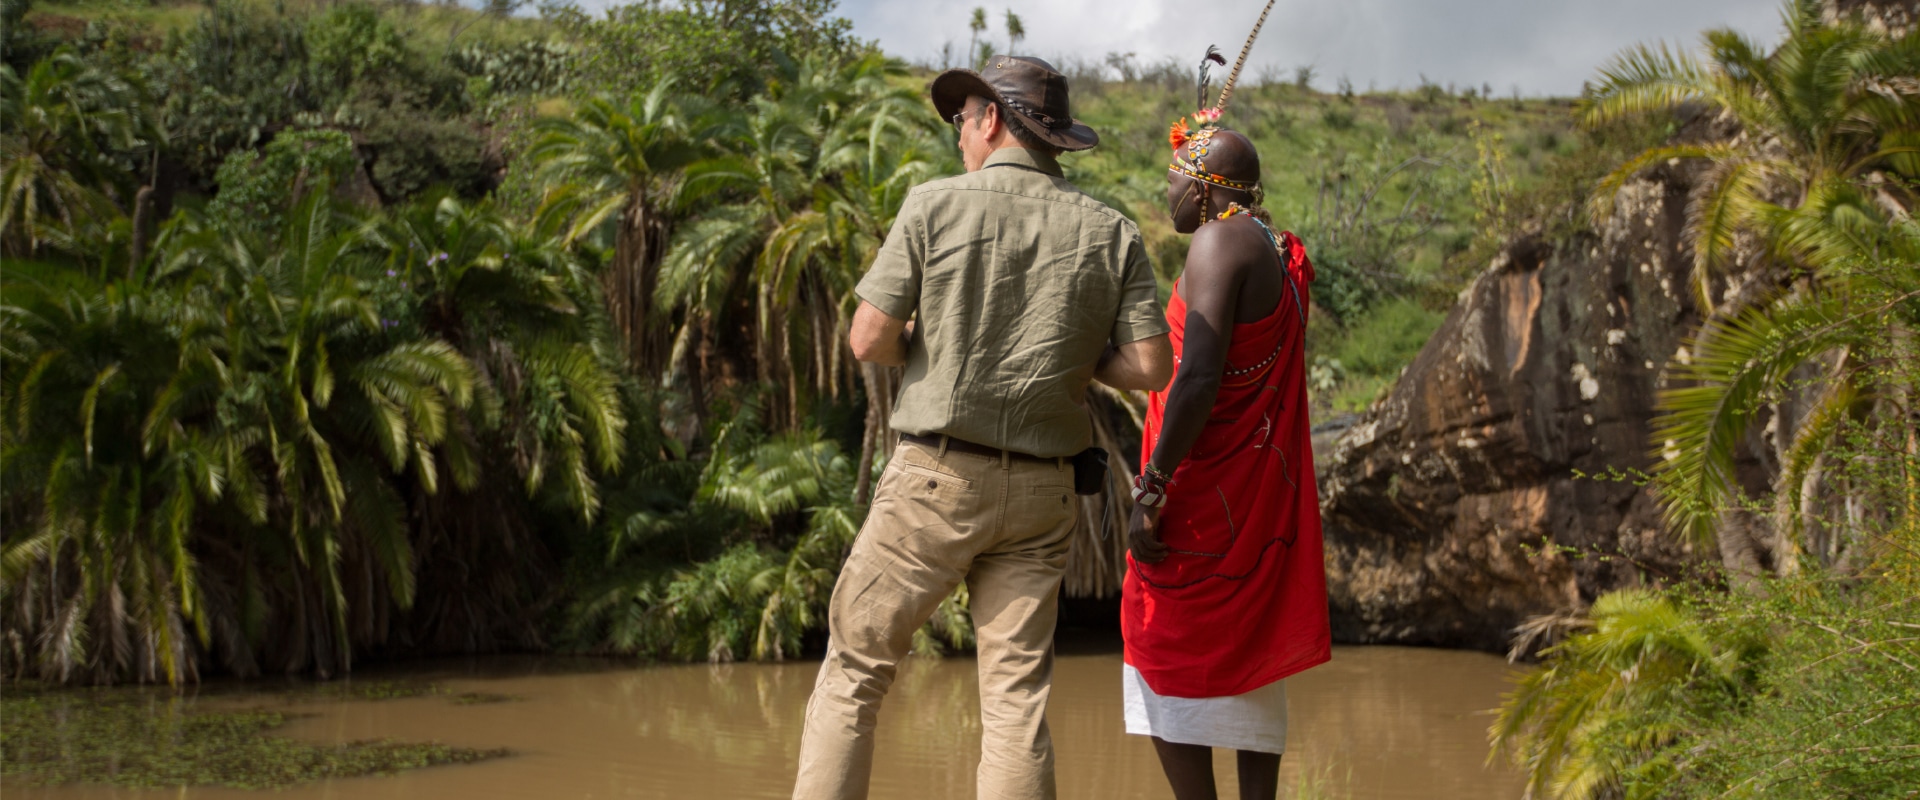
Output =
[{"x1": 931, "y1": 56, "x2": 1099, "y2": 152}]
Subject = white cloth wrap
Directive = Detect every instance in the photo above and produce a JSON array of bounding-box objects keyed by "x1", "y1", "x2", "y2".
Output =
[{"x1": 1121, "y1": 664, "x2": 1288, "y2": 754}]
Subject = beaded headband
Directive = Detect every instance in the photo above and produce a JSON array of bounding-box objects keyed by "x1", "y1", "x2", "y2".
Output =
[{"x1": 1169, "y1": 128, "x2": 1263, "y2": 202}]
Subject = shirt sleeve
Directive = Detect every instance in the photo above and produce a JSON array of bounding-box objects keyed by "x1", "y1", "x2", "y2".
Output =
[
  {"x1": 1110, "y1": 230, "x2": 1171, "y2": 344},
  {"x1": 854, "y1": 191, "x2": 924, "y2": 320}
]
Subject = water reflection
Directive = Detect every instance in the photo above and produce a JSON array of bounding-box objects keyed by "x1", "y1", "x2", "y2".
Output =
[{"x1": 5, "y1": 645, "x2": 1525, "y2": 799}]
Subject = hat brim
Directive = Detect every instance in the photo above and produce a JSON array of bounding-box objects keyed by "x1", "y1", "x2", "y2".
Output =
[{"x1": 930, "y1": 68, "x2": 1100, "y2": 152}]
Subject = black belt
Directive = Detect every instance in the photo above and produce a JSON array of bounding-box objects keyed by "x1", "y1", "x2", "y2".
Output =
[{"x1": 900, "y1": 433, "x2": 1053, "y2": 464}]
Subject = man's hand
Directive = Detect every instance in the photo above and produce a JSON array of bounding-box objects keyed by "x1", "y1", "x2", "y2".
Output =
[{"x1": 1128, "y1": 503, "x2": 1168, "y2": 564}]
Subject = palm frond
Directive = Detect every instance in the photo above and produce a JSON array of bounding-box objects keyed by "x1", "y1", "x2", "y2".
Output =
[
  {"x1": 1652, "y1": 297, "x2": 1863, "y2": 547},
  {"x1": 1582, "y1": 41, "x2": 1712, "y2": 127}
]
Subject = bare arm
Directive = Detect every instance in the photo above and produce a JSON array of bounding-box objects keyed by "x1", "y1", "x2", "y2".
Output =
[
  {"x1": 849, "y1": 300, "x2": 912, "y2": 366},
  {"x1": 1148, "y1": 236, "x2": 1243, "y2": 478},
  {"x1": 1094, "y1": 334, "x2": 1173, "y2": 392},
  {"x1": 1129, "y1": 226, "x2": 1246, "y2": 563}
]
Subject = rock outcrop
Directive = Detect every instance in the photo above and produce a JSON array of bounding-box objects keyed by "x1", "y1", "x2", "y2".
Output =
[
  {"x1": 1317, "y1": 160, "x2": 1711, "y2": 652},
  {"x1": 1309, "y1": 0, "x2": 1916, "y2": 653}
]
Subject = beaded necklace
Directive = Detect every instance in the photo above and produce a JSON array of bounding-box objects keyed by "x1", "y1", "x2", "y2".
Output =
[{"x1": 1214, "y1": 201, "x2": 1271, "y2": 226}]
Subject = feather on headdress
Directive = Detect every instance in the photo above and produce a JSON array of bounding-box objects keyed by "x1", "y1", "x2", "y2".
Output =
[
  {"x1": 1167, "y1": 0, "x2": 1276, "y2": 151},
  {"x1": 1169, "y1": 0, "x2": 1278, "y2": 212}
]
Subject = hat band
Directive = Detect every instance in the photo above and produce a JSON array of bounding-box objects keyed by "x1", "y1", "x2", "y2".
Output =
[{"x1": 1001, "y1": 97, "x2": 1072, "y2": 130}]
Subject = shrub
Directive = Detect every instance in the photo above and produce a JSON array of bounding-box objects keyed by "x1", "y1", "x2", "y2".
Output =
[{"x1": 207, "y1": 129, "x2": 357, "y2": 234}]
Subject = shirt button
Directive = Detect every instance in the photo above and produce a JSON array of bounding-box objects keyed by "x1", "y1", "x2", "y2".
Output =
[{"x1": 927, "y1": 479, "x2": 939, "y2": 490}]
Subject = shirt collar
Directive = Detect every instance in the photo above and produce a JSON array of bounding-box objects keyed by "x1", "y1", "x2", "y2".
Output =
[{"x1": 983, "y1": 147, "x2": 1064, "y2": 177}]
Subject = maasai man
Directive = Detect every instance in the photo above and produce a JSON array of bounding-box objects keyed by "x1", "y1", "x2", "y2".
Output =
[
  {"x1": 794, "y1": 55, "x2": 1173, "y2": 800},
  {"x1": 1121, "y1": 111, "x2": 1332, "y2": 799}
]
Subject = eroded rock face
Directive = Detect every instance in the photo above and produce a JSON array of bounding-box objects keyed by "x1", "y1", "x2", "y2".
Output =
[
  {"x1": 1833, "y1": 0, "x2": 1915, "y2": 35},
  {"x1": 1312, "y1": 0, "x2": 1914, "y2": 654},
  {"x1": 1318, "y1": 163, "x2": 1709, "y2": 652}
]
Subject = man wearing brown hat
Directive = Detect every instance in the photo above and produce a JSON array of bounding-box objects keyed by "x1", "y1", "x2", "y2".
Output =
[{"x1": 791, "y1": 56, "x2": 1173, "y2": 800}]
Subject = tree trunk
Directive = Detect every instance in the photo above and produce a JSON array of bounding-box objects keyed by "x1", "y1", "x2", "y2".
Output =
[
  {"x1": 855, "y1": 370, "x2": 878, "y2": 506},
  {"x1": 128, "y1": 185, "x2": 153, "y2": 281},
  {"x1": 610, "y1": 198, "x2": 668, "y2": 376},
  {"x1": 855, "y1": 363, "x2": 899, "y2": 505},
  {"x1": 1715, "y1": 507, "x2": 1773, "y2": 592}
]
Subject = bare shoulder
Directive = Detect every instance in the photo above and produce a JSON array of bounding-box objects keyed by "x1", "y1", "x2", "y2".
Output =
[{"x1": 1184, "y1": 216, "x2": 1270, "y2": 284}]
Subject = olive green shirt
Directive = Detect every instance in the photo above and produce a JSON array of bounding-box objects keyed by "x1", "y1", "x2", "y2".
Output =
[{"x1": 856, "y1": 147, "x2": 1169, "y2": 458}]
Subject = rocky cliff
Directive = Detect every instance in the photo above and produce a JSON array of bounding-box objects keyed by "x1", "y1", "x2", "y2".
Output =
[
  {"x1": 1317, "y1": 159, "x2": 1710, "y2": 652},
  {"x1": 1317, "y1": 0, "x2": 1918, "y2": 652}
]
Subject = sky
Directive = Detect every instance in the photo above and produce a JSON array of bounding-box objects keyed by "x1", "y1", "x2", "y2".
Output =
[{"x1": 818, "y1": 0, "x2": 1784, "y2": 97}]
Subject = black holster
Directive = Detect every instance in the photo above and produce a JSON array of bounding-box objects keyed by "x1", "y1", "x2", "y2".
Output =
[{"x1": 1071, "y1": 447, "x2": 1108, "y2": 495}]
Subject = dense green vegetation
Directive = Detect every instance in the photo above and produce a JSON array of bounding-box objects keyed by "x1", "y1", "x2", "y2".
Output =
[
  {"x1": 1, "y1": 0, "x2": 923, "y2": 683},
  {"x1": 1492, "y1": 3, "x2": 1920, "y2": 797},
  {"x1": 3, "y1": 0, "x2": 1623, "y2": 687}
]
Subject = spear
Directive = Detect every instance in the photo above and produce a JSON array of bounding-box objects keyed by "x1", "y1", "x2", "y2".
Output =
[{"x1": 1214, "y1": 0, "x2": 1277, "y2": 114}]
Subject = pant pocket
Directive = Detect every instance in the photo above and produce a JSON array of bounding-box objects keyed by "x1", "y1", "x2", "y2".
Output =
[{"x1": 897, "y1": 462, "x2": 974, "y2": 491}]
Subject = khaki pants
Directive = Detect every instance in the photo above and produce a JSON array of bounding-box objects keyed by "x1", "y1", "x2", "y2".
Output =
[{"x1": 793, "y1": 438, "x2": 1078, "y2": 800}]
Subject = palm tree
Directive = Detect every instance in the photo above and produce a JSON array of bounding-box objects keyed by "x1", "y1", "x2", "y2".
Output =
[
  {"x1": 655, "y1": 53, "x2": 942, "y2": 433},
  {"x1": 161, "y1": 193, "x2": 486, "y2": 679},
  {"x1": 3, "y1": 190, "x2": 486, "y2": 683},
  {"x1": 969, "y1": 7, "x2": 988, "y2": 66},
  {"x1": 357, "y1": 195, "x2": 634, "y2": 655},
  {"x1": 0, "y1": 50, "x2": 159, "y2": 267},
  {"x1": 1583, "y1": 0, "x2": 1920, "y2": 571},
  {"x1": 530, "y1": 78, "x2": 704, "y2": 378},
  {"x1": 364, "y1": 195, "x2": 629, "y2": 519},
  {"x1": 1490, "y1": 590, "x2": 1756, "y2": 800},
  {"x1": 1004, "y1": 10, "x2": 1025, "y2": 57},
  {"x1": 0, "y1": 262, "x2": 230, "y2": 684}
]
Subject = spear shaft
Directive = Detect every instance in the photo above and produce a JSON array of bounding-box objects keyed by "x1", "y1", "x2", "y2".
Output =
[{"x1": 1214, "y1": 0, "x2": 1277, "y2": 113}]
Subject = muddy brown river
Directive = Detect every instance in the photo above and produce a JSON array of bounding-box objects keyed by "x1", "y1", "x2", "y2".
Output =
[{"x1": 6, "y1": 642, "x2": 1526, "y2": 799}]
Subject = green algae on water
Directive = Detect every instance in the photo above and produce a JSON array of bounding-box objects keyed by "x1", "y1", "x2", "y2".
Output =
[
  {"x1": 285, "y1": 678, "x2": 452, "y2": 702},
  {"x1": 0, "y1": 687, "x2": 510, "y2": 789},
  {"x1": 448, "y1": 691, "x2": 521, "y2": 705},
  {"x1": 273, "y1": 681, "x2": 521, "y2": 705}
]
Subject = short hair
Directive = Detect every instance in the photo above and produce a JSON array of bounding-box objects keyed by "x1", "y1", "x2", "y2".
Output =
[{"x1": 975, "y1": 96, "x2": 1063, "y2": 156}]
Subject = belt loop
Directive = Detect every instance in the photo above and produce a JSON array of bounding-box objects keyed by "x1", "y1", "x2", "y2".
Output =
[
  {"x1": 1000, "y1": 449, "x2": 1010, "y2": 471},
  {"x1": 1057, "y1": 456, "x2": 1067, "y2": 471},
  {"x1": 937, "y1": 435, "x2": 950, "y2": 459}
]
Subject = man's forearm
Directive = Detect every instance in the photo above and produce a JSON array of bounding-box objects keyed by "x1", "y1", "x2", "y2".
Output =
[
  {"x1": 850, "y1": 302, "x2": 913, "y2": 366},
  {"x1": 1094, "y1": 336, "x2": 1173, "y2": 391},
  {"x1": 1093, "y1": 349, "x2": 1147, "y2": 389},
  {"x1": 863, "y1": 322, "x2": 914, "y2": 366}
]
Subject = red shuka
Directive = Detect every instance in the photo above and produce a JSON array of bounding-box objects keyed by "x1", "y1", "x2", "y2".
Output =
[{"x1": 1122, "y1": 228, "x2": 1332, "y2": 699}]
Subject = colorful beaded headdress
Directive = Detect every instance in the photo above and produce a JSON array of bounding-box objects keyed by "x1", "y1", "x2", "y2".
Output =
[{"x1": 1169, "y1": 0, "x2": 1275, "y2": 209}]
